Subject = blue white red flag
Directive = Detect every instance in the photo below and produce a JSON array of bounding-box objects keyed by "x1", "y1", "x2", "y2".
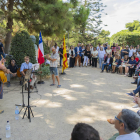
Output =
[{"x1": 38, "y1": 32, "x2": 45, "y2": 64}]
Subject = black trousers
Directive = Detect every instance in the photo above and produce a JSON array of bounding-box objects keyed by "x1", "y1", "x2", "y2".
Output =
[
  {"x1": 92, "y1": 58, "x2": 97, "y2": 67},
  {"x1": 129, "y1": 67, "x2": 135, "y2": 77},
  {"x1": 81, "y1": 55, "x2": 84, "y2": 64},
  {"x1": 70, "y1": 57, "x2": 75, "y2": 67},
  {"x1": 89, "y1": 57, "x2": 92, "y2": 65}
]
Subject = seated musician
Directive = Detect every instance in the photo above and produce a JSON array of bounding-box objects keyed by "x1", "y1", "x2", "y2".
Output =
[
  {"x1": 7, "y1": 59, "x2": 18, "y2": 87},
  {"x1": 0, "y1": 58, "x2": 10, "y2": 114},
  {"x1": 20, "y1": 56, "x2": 36, "y2": 89}
]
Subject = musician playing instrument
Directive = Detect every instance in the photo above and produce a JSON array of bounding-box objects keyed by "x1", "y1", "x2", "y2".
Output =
[
  {"x1": 20, "y1": 56, "x2": 37, "y2": 89},
  {"x1": 0, "y1": 58, "x2": 10, "y2": 114}
]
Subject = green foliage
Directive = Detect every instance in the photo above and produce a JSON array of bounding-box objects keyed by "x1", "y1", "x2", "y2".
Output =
[
  {"x1": 97, "y1": 30, "x2": 110, "y2": 44},
  {"x1": 10, "y1": 31, "x2": 36, "y2": 67},
  {"x1": 126, "y1": 20, "x2": 140, "y2": 32},
  {"x1": 74, "y1": 5, "x2": 90, "y2": 32},
  {"x1": 36, "y1": 65, "x2": 50, "y2": 77},
  {"x1": 110, "y1": 30, "x2": 140, "y2": 47}
]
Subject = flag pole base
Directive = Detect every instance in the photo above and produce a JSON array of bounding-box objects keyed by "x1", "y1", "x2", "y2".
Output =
[
  {"x1": 37, "y1": 81, "x2": 45, "y2": 84},
  {"x1": 61, "y1": 72, "x2": 66, "y2": 75}
]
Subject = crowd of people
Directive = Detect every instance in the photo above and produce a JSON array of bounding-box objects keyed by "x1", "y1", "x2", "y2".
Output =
[
  {"x1": 1, "y1": 40, "x2": 140, "y2": 139},
  {"x1": 52, "y1": 42, "x2": 140, "y2": 140}
]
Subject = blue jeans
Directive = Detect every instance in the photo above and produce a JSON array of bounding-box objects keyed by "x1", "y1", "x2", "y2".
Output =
[
  {"x1": 102, "y1": 63, "x2": 111, "y2": 71},
  {"x1": 60, "y1": 57, "x2": 63, "y2": 67},
  {"x1": 0, "y1": 52, "x2": 5, "y2": 60},
  {"x1": 99, "y1": 57, "x2": 104, "y2": 68},
  {"x1": 133, "y1": 85, "x2": 140, "y2": 96},
  {"x1": 50, "y1": 67, "x2": 58, "y2": 76}
]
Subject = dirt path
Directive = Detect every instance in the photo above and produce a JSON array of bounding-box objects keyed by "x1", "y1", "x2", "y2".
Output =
[{"x1": 0, "y1": 67, "x2": 138, "y2": 140}]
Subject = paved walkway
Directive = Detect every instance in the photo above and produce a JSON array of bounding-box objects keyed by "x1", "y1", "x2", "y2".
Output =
[{"x1": 0, "y1": 67, "x2": 138, "y2": 140}]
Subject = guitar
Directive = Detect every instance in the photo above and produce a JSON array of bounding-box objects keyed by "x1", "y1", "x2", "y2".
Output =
[
  {"x1": 0, "y1": 70, "x2": 7, "y2": 83},
  {"x1": 17, "y1": 68, "x2": 28, "y2": 78}
]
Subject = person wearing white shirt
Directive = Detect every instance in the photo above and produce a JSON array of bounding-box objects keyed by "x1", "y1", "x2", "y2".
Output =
[
  {"x1": 53, "y1": 43, "x2": 59, "y2": 54},
  {"x1": 98, "y1": 47, "x2": 106, "y2": 68},
  {"x1": 91, "y1": 47, "x2": 98, "y2": 67},
  {"x1": 133, "y1": 46, "x2": 136, "y2": 54},
  {"x1": 107, "y1": 109, "x2": 140, "y2": 140},
  {"x1": 129, "y1": 45, "x2": 134, "y2": 59},
  {"x1": 137, "y1": 51, "x2": 140, "y2": 60}
]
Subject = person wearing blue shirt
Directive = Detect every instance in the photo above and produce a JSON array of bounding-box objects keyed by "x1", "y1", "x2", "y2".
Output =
[
  {"x1": 125, "y1": 55, "x2": 137, "y2": 76},
  {"x1": 20, "y1": 56, "x2": 32, "y2": 76},
  {"x1": 74, "y1": 43, "x2": 82, "y2": 67},
  {"x1": 20, "y1": 56, "x2": 36, "y2": 89}
]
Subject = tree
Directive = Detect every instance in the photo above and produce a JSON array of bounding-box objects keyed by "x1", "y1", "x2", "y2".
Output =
[
  {"x1": 126, "y1": 20, "x2": 140, "y2": 32},
  {"x1": 0, "y1": 0, "x2": 78, "y2": 53},
  {"x1": 97, "y1": 29, "x2": 110, "y2": 44}
]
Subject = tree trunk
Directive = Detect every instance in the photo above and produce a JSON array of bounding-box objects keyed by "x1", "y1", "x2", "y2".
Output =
[{"x1": 4, "y1": 0, "x2": 14, "y2": 54}]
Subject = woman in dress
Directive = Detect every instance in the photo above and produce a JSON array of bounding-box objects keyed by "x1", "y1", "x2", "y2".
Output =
[{"x1": 69, "y1": 46, "x2": 75, "y2": 68}]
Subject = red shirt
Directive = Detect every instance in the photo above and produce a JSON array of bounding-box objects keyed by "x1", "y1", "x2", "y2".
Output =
[{"x1": 135, "y1": 57, "x2": 139, "y2": 62}]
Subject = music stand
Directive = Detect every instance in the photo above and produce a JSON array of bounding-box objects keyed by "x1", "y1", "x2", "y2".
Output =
[{"x1": 22, "y1": 69, "x2": 36, "y2": 122}]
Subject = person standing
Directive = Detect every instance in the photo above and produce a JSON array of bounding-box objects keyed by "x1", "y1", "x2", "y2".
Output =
[
  {"x1": 53, "y1": 43, "x2": 59, "y2": 54},
  {"x1": 46, "y1": 47, "x2": 61, "y2": 88},
  {"x1": 129, "y1": 45, "x2": 134, "y2": 60},
  {"x1": 91, "y1": 47, "x2": 98, "y2": 68},
  {"x1": 74, "y1": 43, "x2": 82, "y2": 67},
  {"x1": 120, "y1": 46, "x2": 125, "y2": 59},
  {"x1": 106, "y1": 46, "x2": 112, "y2": 56},
  {"x1": 98, "y1": 47, "x2": 106, "y2": 68},
  {"x1": 59, "y1": 45, "x2": 63, "y2": 67},
  {"x1": 83, "y1": 45, "x2": 91, "y2": 67},
  {"x1": 89, "y1": 44, "x2": 93, "y2": 66},
  {"x1": 116, "y1": 43, "x2": 120, "y2": 50},
  {"x1": 81, "y1": 45, "x2": 85, "y2": 65},
  {"x1": 0, "y1": 58, "x2": 10, "y2": 114},
  {"x1": 69, "y1": 46, "x2": 75, "y2": 68},
  {"x1": 111, "y1": 43, "x2": 116, "y2": 57},
  {"x1": 0, "y1": 39, "x2": 5, "y2": 60}
]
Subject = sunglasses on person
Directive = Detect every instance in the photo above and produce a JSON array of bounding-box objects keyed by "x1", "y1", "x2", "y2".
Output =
[{"x1": 115, "y1": 116, "x2": 126, "y2": 129}]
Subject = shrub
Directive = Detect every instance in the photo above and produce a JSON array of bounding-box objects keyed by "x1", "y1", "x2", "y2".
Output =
[
  {"x1": 10, "y1": 31, "x2": 36, "y2": 67},
  {"x1": 36, "y1": 65, "x2": 50, "y2": 77}
]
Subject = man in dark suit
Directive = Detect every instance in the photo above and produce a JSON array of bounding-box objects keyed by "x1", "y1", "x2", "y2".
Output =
[
  {"x1": 101, "y1": 54, "x2": 113, "y2": 72},
  {"x1": 74, "y1": 43, "x2": 82, "y2": 67}
]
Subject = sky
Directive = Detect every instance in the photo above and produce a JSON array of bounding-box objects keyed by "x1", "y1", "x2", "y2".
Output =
[
  {"x1": 63, "y1": 0, "x2": 140, "y2": 37},
  {"x1": 101, "y1": 0, "x2": 140, "y2": 36}
]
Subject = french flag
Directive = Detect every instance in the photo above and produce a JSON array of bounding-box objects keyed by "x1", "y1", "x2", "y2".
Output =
[{"x1": 38, "y1": 32, "x2": 45, "y2": 64}]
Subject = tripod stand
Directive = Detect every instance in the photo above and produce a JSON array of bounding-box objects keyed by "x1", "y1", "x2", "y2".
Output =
[
  {"x1": 22, "y1": 79, "x2": 36, "y2": 122},
  {"x1": 15, "y1": 69, "x2": 36, "y2": 122}
]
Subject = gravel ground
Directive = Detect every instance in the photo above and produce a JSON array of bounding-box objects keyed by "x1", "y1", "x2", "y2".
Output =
[{"x1": 0, "y1": 66, "x2": 138, "y2": 140}]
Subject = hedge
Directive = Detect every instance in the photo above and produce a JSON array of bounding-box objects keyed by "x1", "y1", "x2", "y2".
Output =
[{"x1": 10, "y1": 31, "x2": 36, "y2": 67}]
